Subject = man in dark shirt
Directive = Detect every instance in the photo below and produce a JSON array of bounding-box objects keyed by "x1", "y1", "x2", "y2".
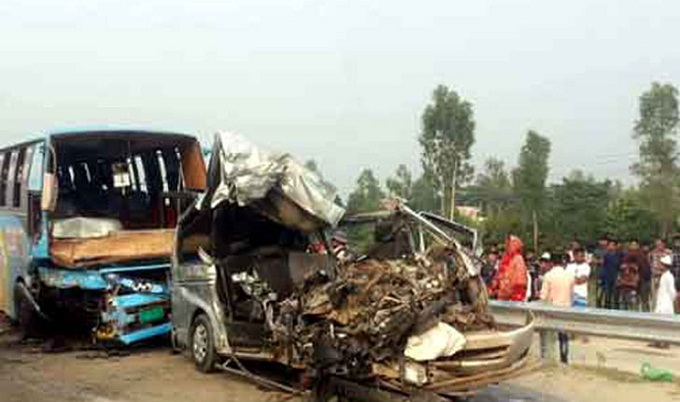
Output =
[
  {"x1": 600, "y1": 240, "x2": 622, "y2": 309},
  {"x1": 481, "y1": 248, "x2": 499, "y2": 288},
  {"x1": 592, "y1": 236, "x2": 609, "y2": 307},
  {"x1": 631, "y1": 240, "x2": 652, "y2": 311}
]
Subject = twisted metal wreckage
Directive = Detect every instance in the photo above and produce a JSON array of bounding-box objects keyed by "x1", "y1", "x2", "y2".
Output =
[{"x1": 171, "y1": 132, "x2": 535, "y2": 400}]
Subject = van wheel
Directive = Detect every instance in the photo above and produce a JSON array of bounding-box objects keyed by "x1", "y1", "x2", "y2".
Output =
[
  {"x1": 191, "y1": 314, "x2": 217, "y2": 373},
  {"x1": 13, "y1": 283, "x2": 41, "y2": 339}
]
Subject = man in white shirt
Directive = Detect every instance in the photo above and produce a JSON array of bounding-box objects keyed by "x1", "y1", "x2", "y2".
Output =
[
  {"x1": 566, "y1": 248, "x2": 591, "y2": 307},
  {"x1": 653, "y1": 255, "x2": 677, "y2": 349},
  {"x1": 655, "y1": 255, "x2": 677, "y2": 315}
]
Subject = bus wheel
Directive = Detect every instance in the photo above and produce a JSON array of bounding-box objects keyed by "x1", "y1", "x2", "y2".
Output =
[
  {"x1": 13, "y1": 283, "x2": 41, "y2": 339},
  {"x1": 191, "y1": 313, "x2": 217, "y2": 373}
]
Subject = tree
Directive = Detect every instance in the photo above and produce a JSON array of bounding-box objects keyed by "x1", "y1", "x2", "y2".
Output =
[
  {"x1": 347, "y1": 169, "x2": 385, "y2": 213},
  {"x1": 410, "y1": 174, "x2": 441, "y2": 213},
  {"x1": 475, "y1": 157, "x2": 513, "y2": 214},
  {"x1": 605, "y1": 189, "x2": 660, "y2": 244},
  {"x1": 419, "y1": 85, "x2": 476, "y2": 219},
  {"x1": 513, "y1": 130, "x2": 551, "y2": 251},
  {"x1": 631, "y1": 82, "x2": 680, "y2": 236},
  {"x1": 545, "y1": 171, "x2": 613, "y2": 247},
  {"x1": 346, "y1": 169, "x2": 386, "y2": 252},
  {"x1": 386, "y1": 164, "x2": 413, "y2": 200},
  {"x1": 304, "y1": 159, "x2": 338, "y2": 195},
  {"x1": 482, "y1": 205, "x2": 523, "y2": 247}
]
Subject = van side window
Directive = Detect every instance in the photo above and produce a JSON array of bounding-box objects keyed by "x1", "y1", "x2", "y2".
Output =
[
  {"x1": 0, "y1": 153, "x2": 6, "y2": 207},
  {"x1": 13, "y1": 147, "x2": 27, "y2": 208}
]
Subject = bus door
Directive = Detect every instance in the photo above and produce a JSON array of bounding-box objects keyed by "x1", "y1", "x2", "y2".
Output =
[{"x1": 0, "y1": 142, "x2": 42, "y2": 317}]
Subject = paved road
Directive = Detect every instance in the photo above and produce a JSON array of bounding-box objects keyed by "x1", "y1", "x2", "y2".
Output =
[{"x1": 1, "y1": 323, "x2": 679, "y2": 402}]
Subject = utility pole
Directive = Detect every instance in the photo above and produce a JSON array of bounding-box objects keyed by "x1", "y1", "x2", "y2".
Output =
[
  {"x1": 532, "y1": 209, "x2": 539, "y2": 254},
  {"x1": 449, "y1": 160, "x2": 457, "y2": 220}
]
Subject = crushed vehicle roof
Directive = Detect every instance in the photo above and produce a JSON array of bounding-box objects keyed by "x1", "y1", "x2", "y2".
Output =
[{"x1": 200, "y1": 132, "x2": 345, "y2": 230}]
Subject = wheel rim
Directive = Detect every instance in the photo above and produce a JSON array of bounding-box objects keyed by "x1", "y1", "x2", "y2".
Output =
[{"x1": 193, "y1": 323, "x2": 209, "y2": 363}]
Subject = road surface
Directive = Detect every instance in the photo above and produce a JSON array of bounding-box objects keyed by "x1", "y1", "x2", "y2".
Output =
[{"x1": 1, "y1": 321, "x2": 679, "y2": 402}]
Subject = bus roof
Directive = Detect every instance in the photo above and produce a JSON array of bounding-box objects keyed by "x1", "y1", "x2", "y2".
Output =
[
  {"x1": 46, "y1": 125, "x2": 194, "y2": 138},
  {"x1": 0, "y1": 126, "x2": 198, "y2": 152}
]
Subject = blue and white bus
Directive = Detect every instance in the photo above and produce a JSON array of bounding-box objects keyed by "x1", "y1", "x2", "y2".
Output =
[{"x1": 0, "y1": 127, "x2": 206, "y2": 344}]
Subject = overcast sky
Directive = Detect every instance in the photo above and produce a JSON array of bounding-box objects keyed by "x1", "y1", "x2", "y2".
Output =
[{"x1": 2, "y1": 0, "x2": 679, "y2": 195}]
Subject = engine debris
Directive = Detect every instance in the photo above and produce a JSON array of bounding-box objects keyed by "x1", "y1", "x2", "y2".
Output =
[{"x1": 266, "y1": 243, "x2": 495, "y2": 380}]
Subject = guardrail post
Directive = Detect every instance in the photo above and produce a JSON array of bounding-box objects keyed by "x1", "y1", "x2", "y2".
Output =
[{"x1": 539, "y1": 329, "x2": 559, "y2": 363}]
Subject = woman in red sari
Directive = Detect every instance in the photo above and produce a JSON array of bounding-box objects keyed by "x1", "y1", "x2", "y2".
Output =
[{"x1": 489, "y1": 236, "x2": 528, "y2": 301}]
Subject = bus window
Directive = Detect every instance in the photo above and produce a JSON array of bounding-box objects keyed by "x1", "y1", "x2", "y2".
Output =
[
  {"x1": 13, "y1": 147, "x2": 27, "y2": 208},
  {"x1": 0, "y1": 153, "x2": 6, "y2": 207},
  {"x1": 6, "y1": 150, "x2": 18, "y2": 208},
  {"x1": 26, "y1": 144, "x2": 44, "y2": 239},
  {"x1": 165, "y1": 148, "x2": 180, "y2": 191},
  {"x1": 26, "y1": 144, "x2": 41, "y2": 191},
  {"x1": 134, "y1": 155, "x2": 148, "y2": 193},
  {"x1": 156, "y1": 150, "x2": 169, "y2": 193},
  {"x1": 81, "y1": 162, "x2": 91, "y2": 183},
  {"x1": 126, "y1": 157, "x2": 138, "y2": 191}
]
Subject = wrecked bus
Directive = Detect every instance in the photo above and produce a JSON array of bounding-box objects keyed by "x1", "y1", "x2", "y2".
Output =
[
  {"x1": 0, "y1": 128, "x2": 206, "y2": 345},
  {"x1": 171, "y1": 132, "x2": 534, "y2": 399}
]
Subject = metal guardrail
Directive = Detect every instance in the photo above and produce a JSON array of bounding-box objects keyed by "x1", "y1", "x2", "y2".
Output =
[{"x1": 489, "y1": 300, "x2": 680, "y2": 345}]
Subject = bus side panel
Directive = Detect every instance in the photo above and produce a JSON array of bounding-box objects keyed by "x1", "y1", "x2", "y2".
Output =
[
  {"x1": 0, "y1": 214, "x2": 29, "y2": 319},
  {"x1": 0, "y1": 230, "x2": 7, "y2": 314}
]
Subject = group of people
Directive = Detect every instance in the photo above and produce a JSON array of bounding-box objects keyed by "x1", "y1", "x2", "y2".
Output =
[
  {"x1": 482, "y1": 235, "x2": 679, "y2": 313},
  {"x1": 481, "y1": 235, "x2": 679, "y2": 361}
]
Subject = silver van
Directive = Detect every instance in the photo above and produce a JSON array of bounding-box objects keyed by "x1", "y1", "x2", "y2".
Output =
[{"x1": 171, "y1": 133, "x2": 534, "y2": 399}]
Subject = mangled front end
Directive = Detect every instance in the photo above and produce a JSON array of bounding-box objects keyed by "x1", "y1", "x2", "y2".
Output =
[{"x1": 270, "y1": 232, "x2": 534, "y2": 397}]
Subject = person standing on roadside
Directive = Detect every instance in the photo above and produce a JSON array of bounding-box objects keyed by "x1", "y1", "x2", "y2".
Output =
[
  {"x1": 617, "y1": 242, "x2": 641, "y2": 311},
  {"x1": 540, "y1": 253, "x2": 574, "y2": 363},
  {"x1": 592, "y1": 236, "x2": 609, "y2": 307},
  {"x1": 490, "y1": 235, "x2": 528, "y2": 302},
  {"x1": 655, "y1": 255, "x2": 677, "y2": 315},
  {"x1": 525, "y1": 251, "x2": 541, "y2": 301},
  {"x1": 652, "y1": 255, "x2": 677, "y2": 349},
  {"x1": 650, "y1": 238, "x2": 671, "y2": 311},
  {"x1": 566, "y1": 248, "x2": 591, "y2": 307},
  {"x1": 537, "y1": 252, "x2": 552, "y2": 291},
  {"x1": 672, "y1": 236, "x2": 680, "y2": 308},
  {"x1": 481, "y1": 248, "x2": 499, "y2": 288},
  {"x1": 567, "y1": 241, "x2": 581, "y2": 263},
  {"x1": 626, "y1": 239, "x2": 651, "y2": 311},
  {"x1": 600, "y1": 240, "x2": 623, "y2": 309}
]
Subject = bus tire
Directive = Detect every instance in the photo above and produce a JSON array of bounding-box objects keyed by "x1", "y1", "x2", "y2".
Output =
[
  {"x1": 190, "y1": 313, "x2": 217, "y2": 373},
  {"x1": 13, "y1": 283, "x2": 41, "y2": 339}
]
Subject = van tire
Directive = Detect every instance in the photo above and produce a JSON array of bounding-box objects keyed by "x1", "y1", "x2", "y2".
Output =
[
  {"x1": 13, "y1": 283, "x2": 41, "y2": 339},
  {"x1": 190, "y1": 314, "x2": 217, "y2": 373}
]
